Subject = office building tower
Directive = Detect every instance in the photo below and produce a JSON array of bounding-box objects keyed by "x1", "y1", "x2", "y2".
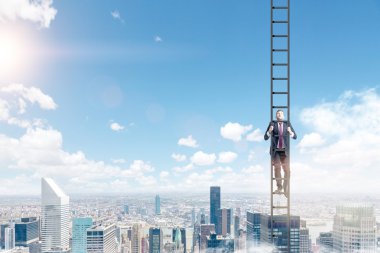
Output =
[
  {"x1": 149, "y1": 228, "x2": 162, "y2": 253},
  {"x1": 317, "y1": 232, "x2": 333, "y2": 253},
  {"x1": 191, "y1": 209, "x2": 196, "y2": 226},
  {"x1": 216, "y1": 208, "x2": 231, "y2": 236},
  {"x1": 41, "y1": 177, "x2": 70, "y2": 253},
  {"x1": 200, "y1": 214, "x2": 206, "y2": 225},
  {"x1": 72, "y1": 217, "x2": 93, "y2": 253},
  {"x1": 155, "y1": 195, "x2": 161, "y2": 215},
  {"x1": 123, "y1": 205, "x2": 129, "y2": 215},
  {"x1": 234, "y1": 216, "x2": 240, "y2": 238},
  {"x1": 299, "y1": 227, "x2": 310, "y2": 253},
  {"x1": 15, "y1": 217, "x2": 39, "y2": 247},
  {"x1": 246, "y1": 212, "x2": 261, "y2": 250},
  {"x1": 87, "y1": 224, "x2": 117, "y2": 253},
  {"x1": 1, "y1": 224, "x2": 10, "y2": 249},
  {"x1": 210, "y1": 186, "x2": 221, "y2": 229},
  {"x1": 185, "y1": 228, "x2": 193, "y2": 253},
  {"x1": 199, "y1": 224, "x2": 215, "y2": 251},
  {"x1": 4, "y1": 227, "x2": 15, "y2": 250},
  {"x1": 247, "y1": 212, "x2": 300, "y2": 252},
  {"x1": 206, "y1": 233, "x2": 234, "y2": 253},
  {"x1": 131, "y1": 224, "x2": 141, "y2": 253},
  {"x1": 333, "y1": 204, "x2": 376, "y2": 252}
]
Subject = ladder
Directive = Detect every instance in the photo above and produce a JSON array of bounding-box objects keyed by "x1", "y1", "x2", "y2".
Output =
[{"x1": 270, "y1": 0, "x2": 291, "y2": 252}]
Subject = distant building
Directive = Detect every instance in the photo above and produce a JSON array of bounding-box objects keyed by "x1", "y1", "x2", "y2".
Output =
[
  {"x1": 123, "y1": 205, "x2": 130, "y2": 215},
  {"x1": 199, "y1": 224, "x2": 215, "y2": 251},
  {"x1": 316, "y1": 232, "x2": 333, "y2": 253},
  {"x1": 1, "y1": 224, "x2": 10, "y2": 249},
  {"x1": 15, "y1": 217, "x2": 39, "y2": 247},
  {"x1": 216, "y1": 208, "x2": 231, "y2": 236},
  {"x1": 206, "y1": 233, "x2": 234, "y2": 253},
  {"x1": 246, "y1": 212, "x2": 261, "y2": 250},
  {"x1": 155, "y1": 195, "x2": 161, "y2": 215},
  {"x1": 41, "y1": 177, "x2": 70, "y2": 253},
  {"x1": 234, "y1": 216, "x2": 240, "y2": 239},
  {"x1": 4, "y1": 227, "x2": 15, "y2": 250},
  {"x1": 299, "y1": 223, "x2": 311, "y2": 253},
  {"x1": 210, "y1": 187, "x2": 221, "y2": 231},
  {"x1": 131, "y1": 224, "x2": 141, "y2": 253},
  {"x1": 72, "y1": 217, "x2": 93, "y2": 253},
  {"x1": 149, "y1": 228, "x2": 162, "y2": 253},
  {"x1": 333, "y1": 204, "x2": 377, "y2": 252},
  {"x1": 86, "y1": 224, "x2": 117, "y2": 253}
]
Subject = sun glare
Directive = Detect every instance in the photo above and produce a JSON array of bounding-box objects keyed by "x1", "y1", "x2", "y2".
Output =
[{"x1": 0, "y1": 27, "x2": 34, "y2": 80}]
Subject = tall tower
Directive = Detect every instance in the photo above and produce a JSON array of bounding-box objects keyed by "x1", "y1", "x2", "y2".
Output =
[
  {"x1": 155, "y1": 195, "x2": 161, "y2": 215},
  {"x1": 87, "y1": 224, "x2": 117, "y2": 253},
  {"x1": 216, "y1": 208, "x2": 231, "y2": 236},
  {"x1": 72, "y1": 217, "x2": 93, "y2": 253},
  {"x1": 131, "y1": 224, "x2": 141, "y2": 253},
  {"x1": 149, "y1": 228, "x2": 162, "y2": 253},
  {"x1": 210, "y1": 186, "x2": 221, "y2": 229},
  {"x1": 41, "y1": 177, "x2": 70, "y2": 253},
  {"x1": 333, "y1": 205, "x2": 377, "y2": 252}
]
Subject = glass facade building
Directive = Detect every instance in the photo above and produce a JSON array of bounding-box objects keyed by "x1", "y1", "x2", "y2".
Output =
[{"x1": 72, "y1": 217, "x2": 93, "y2": 253}]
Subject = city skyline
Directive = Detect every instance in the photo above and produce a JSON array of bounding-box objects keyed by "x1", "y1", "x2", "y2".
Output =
[{"x1": 1, "y1": 1, "x2": 380, "y2": 195}]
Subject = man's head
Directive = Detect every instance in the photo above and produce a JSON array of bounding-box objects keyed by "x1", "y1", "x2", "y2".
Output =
[{"x1": 276, "y1": 110, "x2": 284, "y2": 122}]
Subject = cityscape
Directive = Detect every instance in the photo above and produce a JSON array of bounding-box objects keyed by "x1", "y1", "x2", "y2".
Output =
[
  {"x1": 0, "y1": 178, "x2": 379, "y2": 252},
  {"x1": 2, "y1": 0, "x2": 380, "y2": 252}
]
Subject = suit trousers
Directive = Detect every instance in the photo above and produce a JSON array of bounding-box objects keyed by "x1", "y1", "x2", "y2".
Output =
[{"x1": 273, "y1": 151, "x2": 289, "y2": 192}]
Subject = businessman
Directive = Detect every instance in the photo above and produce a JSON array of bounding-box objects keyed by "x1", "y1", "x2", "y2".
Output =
[{"x1": 264, "y1": 110, "x2": 297, "y2": 198}]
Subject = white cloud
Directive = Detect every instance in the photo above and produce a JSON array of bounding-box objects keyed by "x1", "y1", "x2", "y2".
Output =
[
  {"x1": 154, "y1": 36, "x2": 162, "y2": 42},
  {"x1": 246, "y1": 128, "x2": 262, "y2": 142},
  {"x1": 178, "y1": 135, "x2": 198, "y2": 148},
  {"x1": 110, "y1": 122, "x2": 124, "y2": 131},
  {"x1": 297, "y1": 132, "x2": 325, "y2": 150},
  {"x1": 173, "y1": 163, "x2": 193, "y2": 173},
  {"x1": 0, "y1": 0, "x2": 57, "y2": 28},
  {"x1": 190, "y1": 151, "x2": 216, "y2": 166},
  {"x1": 171, "y1": 153, "x2": 186, "y2": 162},
  {"x1": 220, "y1": 122, "x2": 252, "y2": 142},
  {"x1": 111, "y1": 10, "x2": 124, "y2": 23},
  {"x1": 248, "y1": 150, "x2": 255, "y2": 162},
  {"x1": 160, "y1": 171, "x2": 169, "y2": 179},
  {"x1": 112, "y1": 158, "x2": 126, "y2": 164},
  {"x1": 241, "y1": 165, "x2": 264, "y2": 174},
  {"x1": 1, "y1": 84, "x2": 57, "y2": 110},
  {"x1": 205, "y1": 166, "x2": 233, "y2": 175},
  {"x1": 217, "y1": 151, "x2": 237, "y2": 163}
]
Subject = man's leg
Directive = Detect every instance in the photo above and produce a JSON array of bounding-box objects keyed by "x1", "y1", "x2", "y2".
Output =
[
  {"x1": 273, "y1": 152, "x2": 282, "y2": 191},
  {"x1": 281, "y1": 154, "x2": 290, "y2": 197}
]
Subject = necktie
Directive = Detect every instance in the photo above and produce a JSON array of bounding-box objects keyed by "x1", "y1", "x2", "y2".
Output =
[{"x1": 279, "y1": 122, "x2": 283, "y2": 149}]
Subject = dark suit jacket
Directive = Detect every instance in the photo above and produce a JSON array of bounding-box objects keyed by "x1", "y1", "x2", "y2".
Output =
[{"x1": 264, "y1": 121, "x2": 297, "y2": 159}]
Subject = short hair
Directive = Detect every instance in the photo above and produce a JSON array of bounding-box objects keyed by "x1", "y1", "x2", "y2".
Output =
[{"x1": 276, "y1": 109, "x2": 284, "y2": 114}]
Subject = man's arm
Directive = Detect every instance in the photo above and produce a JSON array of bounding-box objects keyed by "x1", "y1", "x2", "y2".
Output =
[
  {"x1": 264, "y1": 122, "x2": 274, "y2": 141},
  {"x1": 287, "y1": 122, "x2": 297, "y2": 140}
]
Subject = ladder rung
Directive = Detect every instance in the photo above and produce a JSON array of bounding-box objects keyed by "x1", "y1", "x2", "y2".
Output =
[
  {"x1": 273, "y1": 63, "x2": 288, "y2": 66},
  {"x1": 273, "y1": 20, "x2": 288, "y2": 24},
  {"x1": 272, "y1": 191, "x2": 285, "y2": 195},
  {"x1": 273, "y1": 206, "x2": 288, "y2": 209},
  {"x1": 273, "y1": 35, "x2": 288, "y2": 38},
  {"x1": 273, "y1": 49, "x2": 288, "y2": 52},
  {"x1": 272, "y1": 177, "x2": 289, "y2": 180},
  {"x1": 273, "y1": 78, "x2": 288, "y2": 80},
  {"x1": 272, "y1": 6, "x2": 289, "y2": 9},
  {"x1": 273, "y1": 147, "x2": 287, "y2": 151},
  {"x1": 272, "y1": 92, "x2": 288, "y2": 94}
]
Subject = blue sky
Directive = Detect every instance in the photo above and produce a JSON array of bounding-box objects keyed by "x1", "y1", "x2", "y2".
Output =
[{"x1": 1, "y1": 0, "x2": 380, "y2": 195}]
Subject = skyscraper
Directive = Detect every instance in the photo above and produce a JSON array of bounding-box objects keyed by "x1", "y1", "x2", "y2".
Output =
[
  {"x1": 216, "y1": 208, "x2": 231, "y2": 236},
  {"x1": 15, "y1": 217, "x2": 39, "y2": 247},
  {"x1": 41, "y1": 177, "x2": 70, "y2": 253},
  {"x1": 155, "y1": 195, "x2": 161, "y2": 215},
  {"x1": 149, "y1": 228, "x2": 162, "y2": 253},
  {"x1": 1, "y1": 224, "x2": 10, "y2": 249},
  {"x1": 72, "y1": 217, "x2": 93, "y2": 253},
  {"x1": 333, "y1": 204, "x2": 377, "y2": 252},
  {"x1": 131, "y1": 224, "x2": 141, "y2": 253},
  {"x1": 4, "y1": 227, "x2": 15, "y2": 250},
  {"x1": 246, "y1": 212, "x2": 261, "y2": 250},
  {"x1": 210, "y1": 186, "x2": 220, "y2": 229},
  {"x1": 317, "y1": 232, "x2": 333, "y2": 253},
  {"x1": 87, "y1": 224, "x2": 117, "y2": 253}
]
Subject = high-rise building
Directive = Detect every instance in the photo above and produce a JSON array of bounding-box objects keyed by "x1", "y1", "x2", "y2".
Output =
[
  {"x1": 1, "y1": 223, "x2": 10, "y2": 249},
  {"x1": 149, "y1": 228, "x2": 162, "y2": 253},
  {"x1": 4, "y1": 227, "x2": 15, "y2": 250},
  {"x1": 185, "y1": 228, "x2": 193, "y2": 253},
  {"x1": 131, "y1": 224, "x2": 141, "y2": 253},
  {"x1": 72, "y1": 217, "x2": 93, "y2": 253},
  {"x1": 155, "y1": 195, "x2": 161, "y2": 215},
  {"x1": 316, "y1": 232, "x2": 333, "y2": 253},
  {"x1": 247, "y1": 212, "x2": 300, "y2": 252},
  {"x1": 206, "y1": 233, "x2": 234, "y2": 253},
  {"x1": 216, "y1": 208, "x2": 231, "y2": 236},
  {"x1": 234, "y1": 215, "x2": 240, "y2": 238},
  {"x1": 41, "y1": 177, "x2": 70, "y2": 253},
  {"x1": 199, "y1": 224, "x2": 215, "y2": 251},
  {"x1": 191, "y1": 209, "x2": 196, "y2": 226},
  {"x1": 333, "y1": 204, "x2": 377, "y2": 252},
  {"x1": 15, "y1": 217, "x2": 39, "y2": 247},
  {"x1": 123, "y1": 205, "x2": 129, "y2": 215},
  {"x1": 87, "y1": 224, "x2": 117, "y2": 253},
  {"x1": 299, "y1": 226, "x2": 310, "y2": 253},
  {"x1": 210, "y1": 186, "x2": 221, "y2": 230}
]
